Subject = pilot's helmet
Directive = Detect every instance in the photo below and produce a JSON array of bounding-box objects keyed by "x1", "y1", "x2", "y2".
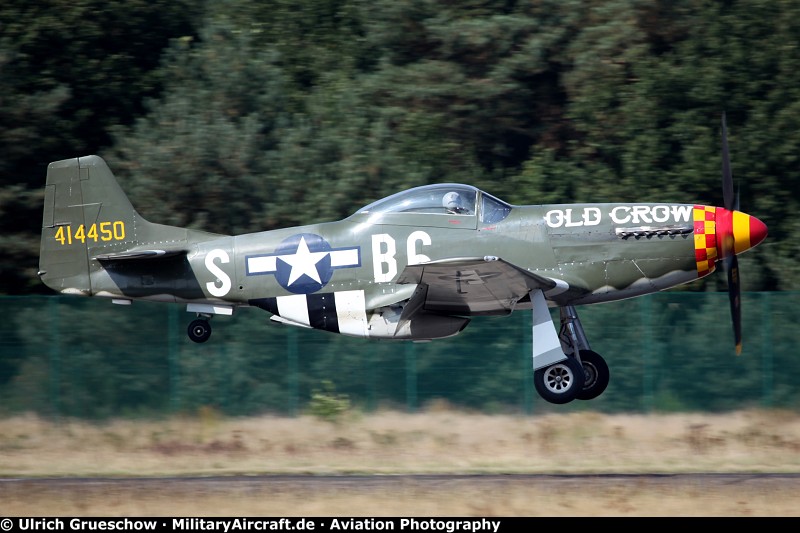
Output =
[{"x1": 443, "y1": 191, "x2": 462, "y2": 211}]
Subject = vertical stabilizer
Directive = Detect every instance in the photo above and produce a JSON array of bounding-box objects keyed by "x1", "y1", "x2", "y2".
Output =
[{"x1": 38, "y1": 155, "x2": 144, "y2": 295}]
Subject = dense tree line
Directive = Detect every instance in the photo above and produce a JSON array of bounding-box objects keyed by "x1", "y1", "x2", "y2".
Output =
[{"x1": 2, "y1": 0, "x2": 796, "y2": 298}]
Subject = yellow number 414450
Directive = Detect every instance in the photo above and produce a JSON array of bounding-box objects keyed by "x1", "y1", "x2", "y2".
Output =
[{"x1": 54, "y1": 221, "x2": 125, "y2": 246}]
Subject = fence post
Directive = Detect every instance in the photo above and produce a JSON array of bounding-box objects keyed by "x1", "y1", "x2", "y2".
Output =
[
  {"x1": 367, "y1": 349, "x2": 376, "y2": 413},
  {"x1": 287, "y1": 329, "x2": 298, "y2": 416},
  {"x1": 219, "y1": 341, "x2": 230, "y2": 413},
  {"x1": 168, "y1": 305, "x2": 179, "y2": 413},
  {"x1": 405, "y1": 342, "x2": 417, "y2": 413},
  {"x1": 761, "y1": 292, "x2": 773, "y2": 407},
  {"x1": 49, "y1": 297, "x2": 61, "y2": 420},
  {"x1": 642, "y1": 296, "x2": 654, "y2": 412},
  {"x1": 522, "y1": 313, "x2": 533, "y2": 415}
]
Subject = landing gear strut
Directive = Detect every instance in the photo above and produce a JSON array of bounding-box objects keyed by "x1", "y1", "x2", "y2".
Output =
[
  {"x1": 530, "y1": 296, "x2": 611, "y2": 404},
  {"x1": 557, "y1": 305, "x2": 610, "y2": 401}
]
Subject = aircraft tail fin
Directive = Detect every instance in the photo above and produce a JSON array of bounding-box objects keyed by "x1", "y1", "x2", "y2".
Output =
[{"x1": 38, "y1": 155, "x2": 190, "y2": 295}]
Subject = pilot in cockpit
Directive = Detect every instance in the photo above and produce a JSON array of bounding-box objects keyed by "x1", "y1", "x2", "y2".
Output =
[{"x1": 442, "y1": 191, "x2": 470, "y2": 214}]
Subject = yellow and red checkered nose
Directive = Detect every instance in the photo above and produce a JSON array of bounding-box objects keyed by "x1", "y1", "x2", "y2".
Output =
[{"x1": 692, "y1": 206, "x2": 768, "y2": 277}]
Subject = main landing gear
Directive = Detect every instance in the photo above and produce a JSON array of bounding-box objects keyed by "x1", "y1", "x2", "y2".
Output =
[
  {"x1": 531, "y1": 296, "x2": 611, "y2": 404},
  {"x1": 534, "y1": 356, "x2": 584, "y2": 404}
]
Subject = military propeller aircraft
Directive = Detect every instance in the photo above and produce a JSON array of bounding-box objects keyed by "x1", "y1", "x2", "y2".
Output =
[{"x1": 38, "y1": 115, "x2": 767, "y2": 404}]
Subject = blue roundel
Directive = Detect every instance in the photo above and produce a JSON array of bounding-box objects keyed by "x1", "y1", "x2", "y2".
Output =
[{"x1": 274, "y1": 233, "x2": 333, "y2": 294}]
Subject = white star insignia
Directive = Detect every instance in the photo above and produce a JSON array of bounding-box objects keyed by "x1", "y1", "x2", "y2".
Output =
[{"x1": 280, "y1": 236, "x2": 328, "y2": 285}]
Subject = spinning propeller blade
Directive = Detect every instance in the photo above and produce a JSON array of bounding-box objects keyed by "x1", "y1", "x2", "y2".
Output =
[
  {"x1": 717, "y1": 112, "x2": 766, "y2": 355},
  {"x1": 721, "y1": 113, "x2": 735, "y2": 212}
]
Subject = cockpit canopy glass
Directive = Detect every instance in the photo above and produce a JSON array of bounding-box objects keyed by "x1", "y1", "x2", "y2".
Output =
[
  {"x1": 481, "y1": 192, "x2": 512, "y2": 224},
  {"x1": 357, "y1": 184, "x2": 477, "y2": 216},
  {"x1": 354, "y1": 183, "x2": 512, "y2": 223}
]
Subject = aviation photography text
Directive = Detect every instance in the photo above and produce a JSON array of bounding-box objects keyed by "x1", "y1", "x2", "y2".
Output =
[{"x1": 5, "y1": 518, "x2": 503, "y2": 533}]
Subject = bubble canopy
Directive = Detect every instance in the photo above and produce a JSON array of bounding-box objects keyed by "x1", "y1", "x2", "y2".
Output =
[{"x1": 353, "y1": 183, "x2": 511, "y2": 224}]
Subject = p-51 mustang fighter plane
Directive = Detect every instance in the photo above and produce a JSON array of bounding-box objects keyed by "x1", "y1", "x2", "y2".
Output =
[{"x1": 38, "y1": 117, "x2": 767, "y2": 404}]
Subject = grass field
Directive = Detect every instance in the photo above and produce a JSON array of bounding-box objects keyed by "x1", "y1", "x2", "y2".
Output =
[{"x1": 1, "y1": 408, "x2": 800, "y2": 515}]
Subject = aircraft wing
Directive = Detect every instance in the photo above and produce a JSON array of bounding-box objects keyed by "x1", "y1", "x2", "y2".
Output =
[{"x1": 396, "y1": 256, "x2": 556, "y2": 315}]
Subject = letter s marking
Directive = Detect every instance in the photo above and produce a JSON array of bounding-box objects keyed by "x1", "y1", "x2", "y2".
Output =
[{"x1": 205, "y1": 249, "x2": 232, "y2": 297}]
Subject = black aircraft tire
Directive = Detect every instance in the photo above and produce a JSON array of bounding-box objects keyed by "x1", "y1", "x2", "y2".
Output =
[
  {"x1": 188, "y1": 319, "x2": 212, "y2": 343},
  {"x1": 534, "y1": 356, "x2": 583, "y2": 404},
  {"x1": 576, "y1": 350, "x2": 610, "y2": 401}
]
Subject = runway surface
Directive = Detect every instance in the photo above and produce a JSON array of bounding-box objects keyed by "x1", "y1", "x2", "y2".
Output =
[
  {"x1": 4, "y1": 474, "x2": 799, "y2": 516},
  {"x1": 4, "y1": 472, "x2": 799, "y2": 490}
]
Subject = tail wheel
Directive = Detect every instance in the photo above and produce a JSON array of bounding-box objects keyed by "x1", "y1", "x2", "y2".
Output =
[
  {"x1": 188, "y1": 319, "x2": 211, "y2": 343},
  {"x1": 576, "y1": 350, "x2": 610, "y2": 401},
  {"x1": 534, "y1": 356, "x2": 583, "y2": 404}
]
